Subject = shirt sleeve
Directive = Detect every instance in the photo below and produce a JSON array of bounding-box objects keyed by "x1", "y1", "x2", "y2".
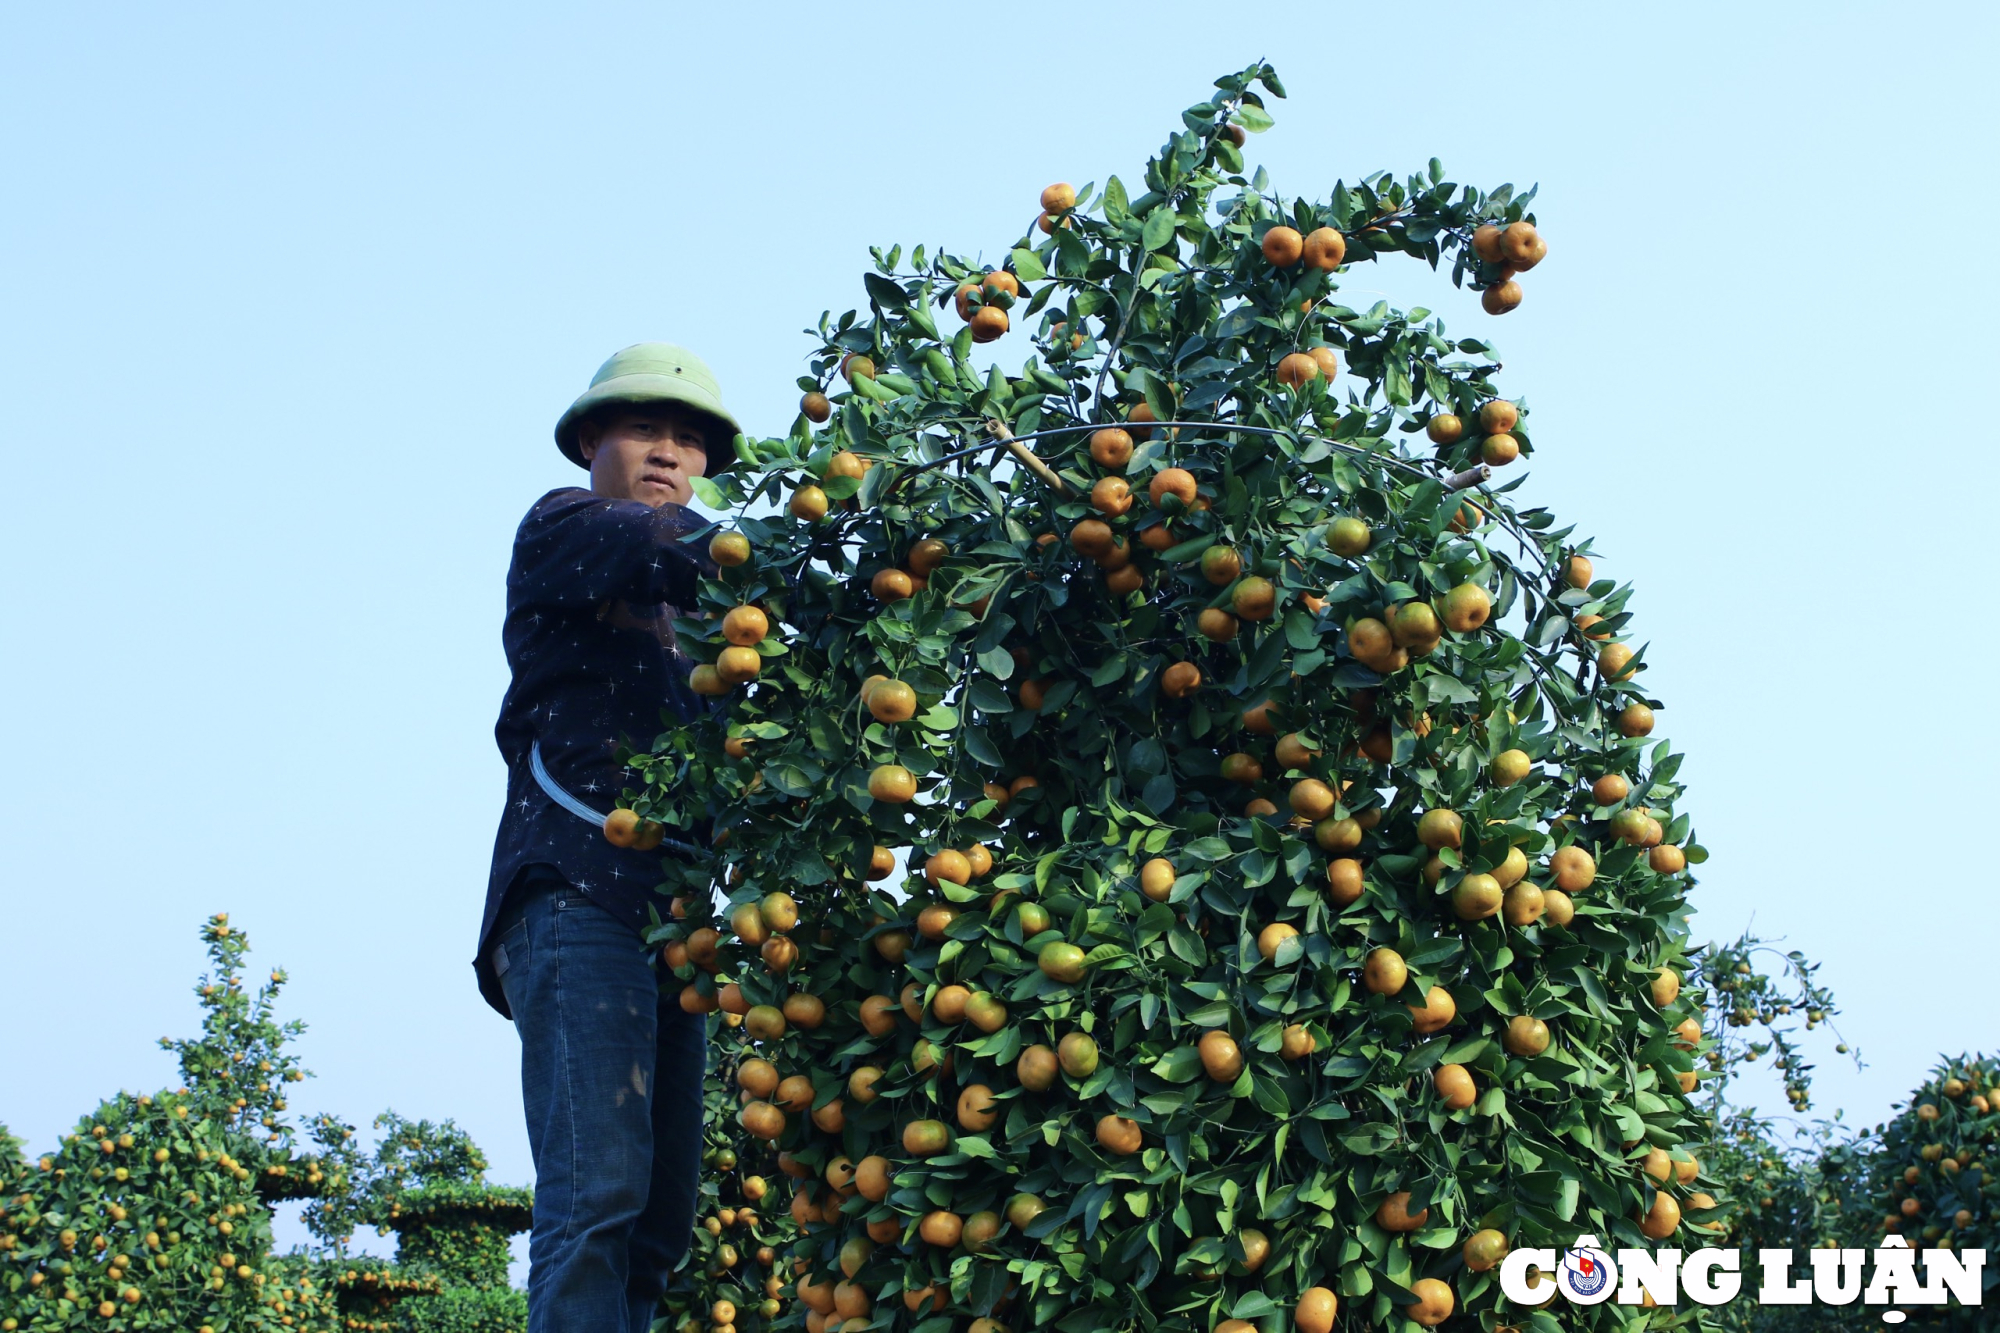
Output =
[{"x1": 509, "y1": 488, "x2": 717, "y2": 609}]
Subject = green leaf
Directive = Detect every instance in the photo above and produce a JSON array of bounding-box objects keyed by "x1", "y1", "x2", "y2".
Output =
[
  {"x1": 1399, "y1": 1042, "x2": 1446, "y2": 1075},
  {"x1": 968, "y1": 679, "x2": 1014, "y2": 716},
  {"x1": 1103, "y1": 175, "x2": 1130, "y2": 222},
  {"x1": 1229, "y1": 1292, "x2": 1278, "y2": 1320},
  {"x1": 1250, "y1": 1071, "x2": 1291, "y2": 1116},
  {"x1": 1384, "y1": 358, "x2": 1413, "y2": 407},
  {"x1": 863, "y1": 272, "x2": 908, "y2": 308},
  {"x1": 1184, "y1": 1000, "x2": 1232, "y2": 1025},
  {"x1": 1407, "y1": 937, "x2": 1462, "y2": 968},
  {"x1": 689, "y1": 476, "x2": 727, "y2": 509},
  {"x1": 1035, "y1": 850, "x2": 1060, "y2": 891},
  {"x1": 962, "y1": 727, "x2": 1002, "y2": 767},
  {"x1": 1152, "y1": 1047, "x2": 1203, "y2": 1083},
  {"x1": 1234, "y1": 104, "x2": 1274, "y2": 133},
  {"x1": 1010, "y1": 248, "x2": 1048, "y2": 282},
  {"x1": 1439, "y1": 1036, "x2": 1490, "y2": 1064},
  {"x1": 1055, "y1": 224, "x2": 1091, "y2": 274},
  {"x1": 1338, "y1": 1123, "x2": 1399, "y2": 1155},
  {"x1": 1283, "y1": 610, "x2": 1320, "y2": 651},
  {"x1": 1141, "y1": 210, "x2": 1177, "y2": 253}
]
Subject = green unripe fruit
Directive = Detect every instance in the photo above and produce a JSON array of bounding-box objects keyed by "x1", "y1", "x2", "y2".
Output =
[{"x1": 1326, "y1": 516, "x2": 1371, "y2": 557}]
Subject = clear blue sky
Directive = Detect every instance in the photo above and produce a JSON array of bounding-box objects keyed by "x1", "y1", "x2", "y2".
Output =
[{"x1": 4, "y1": 1, "x2": 1996, "y2": 1264}]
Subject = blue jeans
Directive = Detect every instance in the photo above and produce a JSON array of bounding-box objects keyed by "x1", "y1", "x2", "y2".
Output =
[{"x1": 491, "y1": 867, "x2": 708, "y2": 1333}]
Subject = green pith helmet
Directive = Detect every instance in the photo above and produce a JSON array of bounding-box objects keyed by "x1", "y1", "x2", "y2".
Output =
[{"x1": 553, "y1": 342, "x2": 742, "y2": 473}]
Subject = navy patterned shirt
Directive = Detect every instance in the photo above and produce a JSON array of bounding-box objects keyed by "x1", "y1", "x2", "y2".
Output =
[{"x1": 475, "y1": 487, "x2": 719, "y2": 1018}]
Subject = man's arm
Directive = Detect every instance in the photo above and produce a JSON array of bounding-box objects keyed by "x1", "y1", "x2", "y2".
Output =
[{"x1": 509, "y1": 489, "x2": 716, "y2": 609}]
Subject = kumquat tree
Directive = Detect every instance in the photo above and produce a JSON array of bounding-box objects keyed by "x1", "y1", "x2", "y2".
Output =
[
  {"x1": 1694, "y1": 1052, "x2": 1998, "y2": 1332},
  {"x1": 1689, "y1": 934, "x2": 1850, "y2": 1119},
  {"x1": 0, "y1": 917, "x2": 532, "y2": 1333},
  {"x1": 1676, "y1": 928, "x2": 1856, "y2": 1274},
  {"x1": 658, "y1": 1020, "x2": 796, "y2": 1333},
  {"x1": 625, "y1": 60, "x2": 1735, "y2": 1333},
  {"x1": 1854, "y1": 1057, "x2": 2000, "y2": 1321},
  {"x1": 337, "y1": 1112, "x2": 533, "y2": 1333},
  {"x1": 0, "y1": 917, "x2": 345, "y2": 1332},
  {"x1": 1676, "y1": 939, "x2": 1862, "y2": 1333}
]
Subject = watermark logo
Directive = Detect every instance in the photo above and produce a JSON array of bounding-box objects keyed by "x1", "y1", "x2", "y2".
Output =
[
  {"x1": 1556, "y1": 1240, "x2": 1616, "y2": 1304},
  {"x1": 1498, "y1": 1235, "x2": 1985, "y2": 1322}
]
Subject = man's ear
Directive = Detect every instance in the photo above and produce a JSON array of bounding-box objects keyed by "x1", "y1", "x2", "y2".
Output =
[{"x1": 577, "y1": 426, "x2": 599, "y2": 464}]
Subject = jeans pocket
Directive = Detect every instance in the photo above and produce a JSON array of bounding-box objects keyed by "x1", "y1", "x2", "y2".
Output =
[{"x1": 491, "y1": 916, "x2": 529, "y2": 980}]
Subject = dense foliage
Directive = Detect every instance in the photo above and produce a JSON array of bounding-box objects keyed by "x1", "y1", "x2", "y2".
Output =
[
  {"x1": 667, "y1": 933, "x2": 1882, "y2": 1333},
  {"x1": 1865, "y1": 1058, "x2": 1999, "y2": 1252},
  {"x1": 0, "y1": 918, "x2": 529, "y2": 1333},
  {"x1": 660, "y1": 1016, "x2": 792, "y2": 1333},
  {"x1": 1691, "y1": 1055, "x2": 1997, "y2": 1331},
  {"x1": 1850, "y1": 1057, "x2": 2000, "y2": 1324},
  {"x1": 354, "y1": 1113, "x2": 532, "y2": 1333},
  {"x1": 0, "y1": 917, "x2": 345, "y2": 1331},
  {"x1": 634, "y1": 61, "x2": 1730, "y2": 1333},
  {"x1": 0, "y1": 1084, "x2": 338, "y2": 1331}
]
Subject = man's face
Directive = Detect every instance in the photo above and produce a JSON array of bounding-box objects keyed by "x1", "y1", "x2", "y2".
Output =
[{"x1": 579, "y1": 407, "x2": 709, "y2": 508}]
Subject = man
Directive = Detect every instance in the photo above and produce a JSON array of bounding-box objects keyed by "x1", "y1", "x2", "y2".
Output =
[{"x1": 475, "y1": 342, "x2": 739, "y2": 1332}]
